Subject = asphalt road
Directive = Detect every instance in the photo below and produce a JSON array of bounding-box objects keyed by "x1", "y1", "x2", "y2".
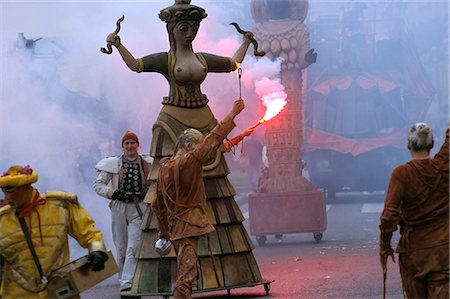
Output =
[{"x1": 81, "y1": 189, "x2": 404, "y2": 299}]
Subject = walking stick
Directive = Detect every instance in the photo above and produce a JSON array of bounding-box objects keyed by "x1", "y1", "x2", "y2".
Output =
[
  {"x1": 380, "y1": 252, "x2": 395, "y2": 299},
  {"x1": 380, "y1": 253, "x2": 388, "y2": 299}
]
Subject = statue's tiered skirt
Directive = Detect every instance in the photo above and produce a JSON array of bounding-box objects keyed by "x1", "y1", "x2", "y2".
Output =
[{"x1": 131, "y1": 112, "x2": 263, "y2": 295}]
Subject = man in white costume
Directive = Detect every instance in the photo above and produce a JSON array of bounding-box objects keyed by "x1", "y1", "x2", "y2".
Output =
[{"x1": 93, "y1": 130, "x2": 152, "y2": 292}]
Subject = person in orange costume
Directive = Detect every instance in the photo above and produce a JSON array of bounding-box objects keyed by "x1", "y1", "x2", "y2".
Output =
[
  {"x1": 152, "y1": 99, "x2": 246, "y2": 299},
  {"x1": 380, "y1": 122, "x2": 449, "y2": 298}
]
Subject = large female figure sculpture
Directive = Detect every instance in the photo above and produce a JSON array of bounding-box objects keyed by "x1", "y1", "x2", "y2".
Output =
[{"x1": 105, "y1": 0, "x2": 265, "y2": 296}]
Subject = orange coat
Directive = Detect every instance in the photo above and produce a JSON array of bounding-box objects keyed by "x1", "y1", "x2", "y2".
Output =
[
  {"x1": 223, "y1": 133, "x2": 246, "y2": 153},
  {"x1": 380, "y1": 129, "x2": 449, "y2": 253},
  {"x1": 152, "y1": 117, "x2": 235, "y2": 241}
]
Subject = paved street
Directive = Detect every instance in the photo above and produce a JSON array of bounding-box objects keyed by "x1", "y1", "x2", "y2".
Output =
[{"x1": 81, "y1": 185, "x2": 404, "y2": 299}]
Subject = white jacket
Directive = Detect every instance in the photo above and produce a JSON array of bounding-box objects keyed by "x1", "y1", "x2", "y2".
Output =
[{"x1": 93, "y1": 154, "x2": 152, "y2": 199}]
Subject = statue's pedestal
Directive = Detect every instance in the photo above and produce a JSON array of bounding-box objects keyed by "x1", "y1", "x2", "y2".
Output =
[{"x1": 248, "y1": 188, "x2": 327, "y2": 245}]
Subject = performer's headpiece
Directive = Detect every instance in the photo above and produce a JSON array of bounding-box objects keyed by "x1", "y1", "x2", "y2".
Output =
[
  {"x1": 0, "y1": 165, "x2": 38, "y2": 187},
  {"x1": 122, "y1": 130, "x2": 140, "y2": 146}
]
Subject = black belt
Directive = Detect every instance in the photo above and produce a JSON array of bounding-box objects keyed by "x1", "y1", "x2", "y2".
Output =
[{"x1": 118, "y1": 196, "x2": 143, "y2": 203}]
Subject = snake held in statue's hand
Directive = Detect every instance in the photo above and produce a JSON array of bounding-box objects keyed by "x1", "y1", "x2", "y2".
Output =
[
  {"x1": 230, "y1": 22, "x2": 266, "y2": 57},
  {"x1": 101, "y1": 15, "x2": 125, "y2": 54}
]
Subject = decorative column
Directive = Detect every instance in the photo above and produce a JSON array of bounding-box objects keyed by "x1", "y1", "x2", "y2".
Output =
[{"x1": 248, "y1": 0, "x2": 326, "y2": 245}]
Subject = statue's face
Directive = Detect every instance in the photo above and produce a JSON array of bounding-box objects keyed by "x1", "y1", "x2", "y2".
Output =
[{"x1": 173, "y1": 21, "x2": 199, "y2": 47}]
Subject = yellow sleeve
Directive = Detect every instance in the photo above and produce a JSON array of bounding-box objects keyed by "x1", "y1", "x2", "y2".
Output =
[
  {"x1": 67, "y1": 202, "x2": 106, "y2": 253},
  {"x1": 45, "y1": 191, "x2": 107, "y2": 253}
]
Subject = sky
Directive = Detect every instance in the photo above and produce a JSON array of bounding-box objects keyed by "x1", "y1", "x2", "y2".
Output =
[{"x1": 0, "y1": 0, "x2": 448, "y2": 257}]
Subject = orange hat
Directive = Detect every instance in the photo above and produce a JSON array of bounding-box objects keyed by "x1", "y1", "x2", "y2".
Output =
[
  {"x1": 122, "y1": 130, "x2": 139, "y2": 146},
  {"x1": 0, "y1": 165, "x2": 38, "y2": 187}
]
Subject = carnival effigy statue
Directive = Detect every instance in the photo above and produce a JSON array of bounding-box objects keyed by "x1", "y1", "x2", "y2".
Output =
[{"x1": 103, "y1": 0, "x2": 270, "y2": 296}]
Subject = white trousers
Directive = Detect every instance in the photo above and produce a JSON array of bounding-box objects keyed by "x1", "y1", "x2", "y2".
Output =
[{"x1": 110, "y1": 199, "x2": 146, "y2": 290}]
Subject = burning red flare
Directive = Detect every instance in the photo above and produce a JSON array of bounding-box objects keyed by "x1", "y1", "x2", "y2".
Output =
[
  {"x1": 248, "y1": 92, "x2": 287, "y2": 129},
  {"x1": 262, "y1": 97, "x2": 287, "y2": 121}
]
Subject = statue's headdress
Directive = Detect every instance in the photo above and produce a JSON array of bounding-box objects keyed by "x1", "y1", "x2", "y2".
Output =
[
  {"x1": 159, "y1": 0, "x2": 208, "y2": 23},
  {"x1": 0, "y1": 165, "x2": 38, "y2": 187}
]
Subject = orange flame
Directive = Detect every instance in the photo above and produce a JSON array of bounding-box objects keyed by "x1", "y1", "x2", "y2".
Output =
[
  {"x1": 262, "y1": 97, "x2": 287, "y2": 121},
  {"x1": 261, "y1": 91, "x2": 287, "y2": 121},
  {"x1": 248, "y1": 92, "x2": 287, "y2": 130}
]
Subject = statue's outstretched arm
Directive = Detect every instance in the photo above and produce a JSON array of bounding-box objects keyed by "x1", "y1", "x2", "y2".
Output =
[
  {"x1": 230, "y1": 23, "x2": 265, "y2": 63},
  {"x1": 116, "y1": 43, "x2": 141, "y2": 72},
  {"x1": 231, "y1": 32, "x2": 253, "y2": 64},
  {"x1": 102, "y1": 15, "x2": 142, "y2": 72},
  {"x1": 106, "y1": 32, "x2": 141, "y2": 72}
]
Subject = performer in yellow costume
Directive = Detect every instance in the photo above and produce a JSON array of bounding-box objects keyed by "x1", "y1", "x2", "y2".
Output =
[{"x1": 0, "y1": 165, "x2": 108, "y2": 298}]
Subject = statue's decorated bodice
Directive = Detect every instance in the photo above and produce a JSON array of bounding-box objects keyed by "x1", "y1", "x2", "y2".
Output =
[{"x1": 140, "y1": 52, "x2": 235, "y2": 108}]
